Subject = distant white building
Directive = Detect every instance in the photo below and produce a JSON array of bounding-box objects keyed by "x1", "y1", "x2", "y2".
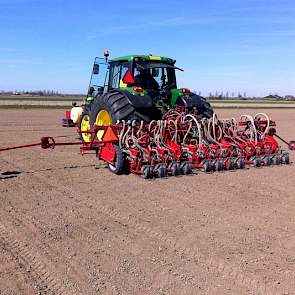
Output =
[{"x1": 263, "y1": 94, "x2": 283, "y2": 100}]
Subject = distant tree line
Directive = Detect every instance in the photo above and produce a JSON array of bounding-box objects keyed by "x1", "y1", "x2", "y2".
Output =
[
  {"x1": 0, "y1": 90, "x2": 61, "y2": 96},
  {"x1": 1, "y1": 89, "x2": 295, "y2": 100},
  {"x1": 206, "y1": 91, "x2": 248, "y2": 100},
  {"x1": 193, "y1": 90, "x2": 295, "y2": 101}
]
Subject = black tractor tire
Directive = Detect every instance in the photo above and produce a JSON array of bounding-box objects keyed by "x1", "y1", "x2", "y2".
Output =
[
  {"x1": 90, "y1": 91, "x2": 151, "y2": 126},
  {"x1": 177, "y1": 94, "x2": 214, "y2": 118},
  {"x1": 90, "y1": 91, "x2": 150, "y2": 175},
  {"x1": 107, "y1": 144, "x2": 128, "y2": 175},
  {"x1": 199, "y1": 98, "x2": 214, "y2": 118}
]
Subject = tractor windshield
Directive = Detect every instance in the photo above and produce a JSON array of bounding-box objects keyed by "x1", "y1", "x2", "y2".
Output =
[{"x1": 134, "y1": 62, "x2": 178, "y2": 90}]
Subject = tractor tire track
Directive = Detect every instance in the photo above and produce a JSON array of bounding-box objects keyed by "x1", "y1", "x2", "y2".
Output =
[
  {"x1": 0, "y1": 205, "x2": 97, "y2": 295},
  {"x1": 0, "y1": 222, "x2": 75, "y2": 295},
  {"x1": 1, "y1": 155, "x2": 287, "y2": 294},
  {"x1": 0, "y1": 158, "x2": 97, "y2": 294},
  {"x1": 1, "y1": 179, "x2": 191, "y2": 294},
  {"x1": 27, "y1": 169, "x2": 281, "y2": 294},
  {"x1": 0, "y1": 157, "x2": 155, "y2": 294},
  {"x1": 2, "y1": 156, "x2": 214, "y2": 293},
  {"x1": 0, "y1": 202, "x2": 149, "y2": 294}
]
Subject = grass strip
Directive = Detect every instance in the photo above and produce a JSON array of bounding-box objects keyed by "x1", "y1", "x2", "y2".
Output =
[
  {"x1": 0, "y1": 105, "x2": 70, "y2": 109},
  {"x1": 0, "y1": 97, "x2": 82, "y2": 102},
  {"x1": 208, "y1": 100, "x2": 295, "y2": 104}
]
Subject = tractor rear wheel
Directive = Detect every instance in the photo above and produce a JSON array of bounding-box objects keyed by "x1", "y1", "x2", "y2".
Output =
[
  {"x1": 200, "y1": 99, "x2": 214, "y2": 118},
  {"x1": 90, "y1": 91, "x2": 150, "y2": 132},
  {"x1": 90, "y1": 91, "x2": 150, "y2": 175},
  {"x1": 177, "y1": 94, "x2": 214, "y2": 118}
]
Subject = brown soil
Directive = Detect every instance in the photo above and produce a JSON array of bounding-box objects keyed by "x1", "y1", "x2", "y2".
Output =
[
  {"x1": 0, "y1": 109, "x2": 294, "y2": 295},
  {"x1": 0, "y1": 100, "x2": 72, "y2": 106}
]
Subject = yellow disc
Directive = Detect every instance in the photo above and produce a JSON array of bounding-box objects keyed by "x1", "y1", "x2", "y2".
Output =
[
  {"x1": 95, "y1": 109, "x2": 112, "y2": 140},
  {"x1": 81, "y1": 114, "x2": 91, "y2": 142}
]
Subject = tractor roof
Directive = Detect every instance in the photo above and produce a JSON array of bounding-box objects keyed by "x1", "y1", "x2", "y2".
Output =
[{"x1": 110, "y1": 55, "x2": 174, "y2": 63}]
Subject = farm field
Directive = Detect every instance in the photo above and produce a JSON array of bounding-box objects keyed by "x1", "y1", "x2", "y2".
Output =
[
  {"x1": 1, "y1": 96, "x2": 295, "y2": 109},
  {"x1": 0, "y1": 109, "x2": 295, "y2": 294},
  {"x1": 0, "y1": 95, "x2": 83, "y2": 101},
  {"x1": 0, "y1": 95, "x2": 82, "y2": 108}
]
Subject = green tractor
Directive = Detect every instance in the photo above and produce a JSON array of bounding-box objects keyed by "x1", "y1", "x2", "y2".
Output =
[{"x1": 73, "y1": 52, "x2": 213, "y2": 142}]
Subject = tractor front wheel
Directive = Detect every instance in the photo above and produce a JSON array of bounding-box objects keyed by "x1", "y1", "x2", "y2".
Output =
[{"x1": 80, "y1": 112, "x2": 92, "y2": 142}]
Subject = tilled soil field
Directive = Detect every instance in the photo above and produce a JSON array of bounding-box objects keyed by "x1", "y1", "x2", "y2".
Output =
[{"x1": 0, "y1": 109, "x2": 294, "y2": 295}]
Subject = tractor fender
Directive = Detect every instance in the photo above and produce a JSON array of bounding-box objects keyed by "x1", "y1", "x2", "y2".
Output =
[
  {"x1": 177, "y1": 94, "x2": 206, "y2": 109},
  {"x1": 176, "y1": 93, "x2": 213, "y2": 118},
  {"x1": 113, "y1": 89, "x2": 153, "y2": 108}
]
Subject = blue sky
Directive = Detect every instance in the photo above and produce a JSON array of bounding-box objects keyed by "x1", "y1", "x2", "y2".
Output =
[{"x1": 0, "y1": 0, "x2": 294, "y2": 96}]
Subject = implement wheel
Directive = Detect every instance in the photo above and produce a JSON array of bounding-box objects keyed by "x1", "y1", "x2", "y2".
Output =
[
  {"x1": 202, "y1": 160, "x2": 211, "y2": 172},
  {"x1": 142, "y1": 165, "x2": 153, "y2": 179},
  {"x1": 170, "y1": 162, "x2": 180, "y2": 176},
  {"x1": 225, "y1": 158, "x2": 234, "y2": 170},
  {"x1": 108, "y1": 144, "x2": 128, "y2": 175},
  {"x1": 281, "y1": 153, "x2": 290, "y2": 165},
  {"x1": 180, "y1": 162, "x2": 193, "y2": 175},
  {"x1": 215, "y1": 159, "x2": 223, "y2": 171},
  {"x1": 157, "y1": 164, "x2": 167, "y2": 178},
  {"x1": 236, "y1": 158, "x2": 245, "y2": 169},
  {"x1": 272, "y1": 155, "x2": 280, "y2": 165},
  {"x1": 263, "y1": 156, "x2": 271, "y2": 166},
  {"x1": 253, "y1": 157, "x2": 261, "y2": 167}
]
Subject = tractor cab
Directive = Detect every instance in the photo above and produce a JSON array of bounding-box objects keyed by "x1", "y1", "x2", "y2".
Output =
[
  {"x1": 74, "y1": 53, "x2": 213, "y2": 144},
  {"x1": 87, "y1": 57, "x2": 110, "y2": 99},
  {"x1": 68, "y1": 51, "x2": 214, "y2": 153},
  {"x1": 87, "y1": 54, "x2": 181, "y2": 101}
]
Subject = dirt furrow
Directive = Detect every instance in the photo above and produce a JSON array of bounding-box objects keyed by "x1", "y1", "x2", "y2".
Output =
[
  {"x1": 0, "y1": 222, "x2": 76, "y2": 295},
  {"x1": 1, "y1": 109, "x2": 295, "y2": 295},
  {"x1": 12, "y1": 162, "x2": 279, "y2": 295}
]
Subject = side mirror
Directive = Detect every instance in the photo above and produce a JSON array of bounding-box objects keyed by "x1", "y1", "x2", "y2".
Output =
[
  {"x1": 93, "y1": 64, "x2": 99, "y2": 75},
  {"x1": 88, "y1": 86, "x2": 95, "y2": 96},
  {"x1": 152, "y1": 68, "x2": 159, "y2": 77},
  {"x1": 97, "y1": 86, "x2": 104, "y2": 94}
]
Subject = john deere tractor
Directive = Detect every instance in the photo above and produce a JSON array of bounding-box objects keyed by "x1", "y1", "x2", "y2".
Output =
[{"x1": 72, "y1": 52, "x2": 213, "y2": 143}]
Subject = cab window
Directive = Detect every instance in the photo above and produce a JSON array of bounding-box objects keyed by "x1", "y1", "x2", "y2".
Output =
[{"x1": 110, "y1": 63, "x2": 129, "y2": 89}]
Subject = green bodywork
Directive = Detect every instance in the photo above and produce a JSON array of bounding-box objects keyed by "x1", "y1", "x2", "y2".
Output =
[
  {"x1": 112, "y1": 55, "x2": 185, "y2": 107},
  {"x1": 111, "y1": 55, "x2": 173, "y2": 63},
  {"x1": 170, "y1": 88, "x2": 185, "y2": 106},
  {"x1": 125, "y1": 86, "x2": 148, "y2": 97},
  {"x1": 87, "y1": 54, "x2": 189, "y2": 111}
]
